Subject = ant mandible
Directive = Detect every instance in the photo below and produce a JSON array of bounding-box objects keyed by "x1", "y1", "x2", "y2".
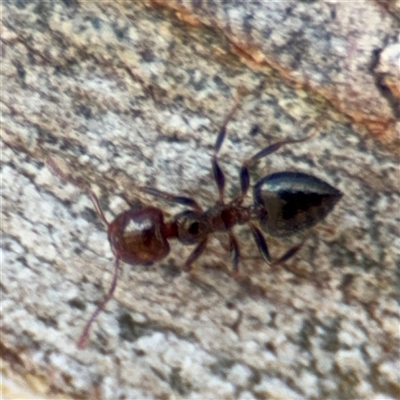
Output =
[{"x1": 48, "y1": 92, "x2": 342, "y2": 349}]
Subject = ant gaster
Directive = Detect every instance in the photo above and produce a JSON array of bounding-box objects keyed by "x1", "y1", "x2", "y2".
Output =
[{"x1": 48, "y1": 93, "x2": 342, "y2": 349}]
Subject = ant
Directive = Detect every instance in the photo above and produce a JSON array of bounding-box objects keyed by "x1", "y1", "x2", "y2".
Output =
[{"x1": 48, "y1": 93, "x2": 342, "y2": 349}]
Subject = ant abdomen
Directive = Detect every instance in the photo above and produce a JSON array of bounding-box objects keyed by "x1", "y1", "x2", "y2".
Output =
[{"x1": 253, "y1": 172, "x2": 342, "y2": 237}]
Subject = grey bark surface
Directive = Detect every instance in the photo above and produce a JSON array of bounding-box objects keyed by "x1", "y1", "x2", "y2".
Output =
[{"x1": 1, "y1": 1, "x2": 399, "y2": 399}]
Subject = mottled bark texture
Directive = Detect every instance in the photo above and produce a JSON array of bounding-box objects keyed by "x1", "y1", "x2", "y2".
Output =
[{"x1": 2, "y1": 1, "x2": 399, "y2": 399}]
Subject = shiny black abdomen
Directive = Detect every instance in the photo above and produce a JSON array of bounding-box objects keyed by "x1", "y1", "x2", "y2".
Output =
[{"x1": 253, "y1": 172, "x2": 342, "y2": 237}]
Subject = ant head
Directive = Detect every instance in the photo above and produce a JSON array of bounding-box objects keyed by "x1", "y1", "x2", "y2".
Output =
[{"x1": 108, "y1": 207, "x2": 170, "y2": 265}]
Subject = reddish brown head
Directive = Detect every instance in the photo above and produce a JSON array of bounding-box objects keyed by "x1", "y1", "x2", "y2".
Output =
[{"x1": 108, "y1": 207, "x2": 170, "y2": 265}]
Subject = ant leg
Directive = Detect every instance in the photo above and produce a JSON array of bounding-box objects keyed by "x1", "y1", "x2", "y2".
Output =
[
  {"x1": 183, "y1": 238, "x2": 208, "y2": 272},
  {"x1": 272, "y1": 235, "x2": 309, "y2": 266},
  {"x1": 236, "y1": 131, "x2": 317, "y2": 203},
  {"x1": 228, "y1": 231, "x2": 241, "y2": 277},
  {"x1": 212, "y1": 156, "x2": 225, "y2": 203},
  {"x1": 212, "y1": 97, "x2": 243, "y2": 203},
  {"x1": 214, "y1": 100, "x2": 241, "y2": 153},
  {"x1": 248, "y1": 222, "x2": 271, "y2": 263},
  {"x1": 77, "y1": 257, "x2": 120, "y2": 349},
  {"x1": 140, "y1": 187, "x2": 203, "y2": 212},
  {"x1": 249, "y1": 221, "x2": 309, "y2": 267}
]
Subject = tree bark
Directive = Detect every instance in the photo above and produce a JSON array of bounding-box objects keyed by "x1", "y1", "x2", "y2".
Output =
[{"x1": 2, "y1": 1, "x2": 399, "y2": 399}]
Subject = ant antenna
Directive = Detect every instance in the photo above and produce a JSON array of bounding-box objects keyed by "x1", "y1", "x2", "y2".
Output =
[
  {"x1": 214, "y1": 86, "x2": 249, "y2": 153},
  {"x1": 47, "y1": 157, "x2": 109, "y2": 228},
  {"x1": 77, "y1": 258, "x2": 120, "y2": 349},
  {"x1": 47, "y1": 156, "x2": 120, "y2": 348}
]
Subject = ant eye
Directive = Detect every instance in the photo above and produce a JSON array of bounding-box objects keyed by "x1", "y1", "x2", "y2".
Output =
[{"x1": 189, "y1": 222, "x2": 199, "y2": 235}]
